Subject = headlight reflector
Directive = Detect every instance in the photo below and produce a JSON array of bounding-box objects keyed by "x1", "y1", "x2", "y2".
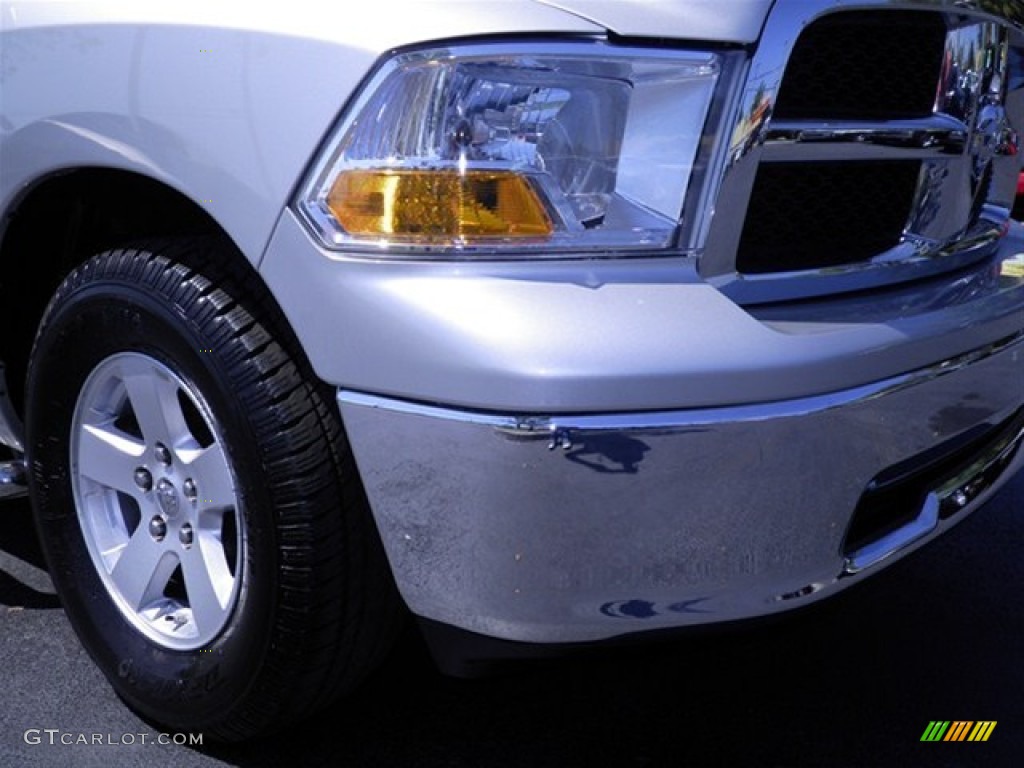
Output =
[{"x1": 298, "y1": 43, "x2": 720, "y2": 257}]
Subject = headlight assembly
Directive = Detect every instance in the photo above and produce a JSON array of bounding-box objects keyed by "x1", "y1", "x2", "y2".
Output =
[{"x1": 297, "y1": 42, "x2": 720, "y2": 258}]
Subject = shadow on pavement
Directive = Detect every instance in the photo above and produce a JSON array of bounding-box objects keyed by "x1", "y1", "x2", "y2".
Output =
[{"x1": 0, "y1": 498, "x2": 60, "y2": 610}]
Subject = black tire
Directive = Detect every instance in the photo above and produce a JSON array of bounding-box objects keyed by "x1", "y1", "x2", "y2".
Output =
[{"x1": 26, "y1": 238, "x2": 401, "y2": 741}]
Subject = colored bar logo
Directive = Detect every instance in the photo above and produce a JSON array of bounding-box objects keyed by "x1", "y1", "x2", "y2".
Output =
[{"x1": 921, "y1": 721, "x2": 997, "y2": 742}]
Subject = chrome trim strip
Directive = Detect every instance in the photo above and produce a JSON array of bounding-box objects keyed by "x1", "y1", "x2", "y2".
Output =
[
  {"x1": 934, "y1": 409, "x2": 1024, "y2": 515},
  {"x1": 338, "y1": 331, "x2": 1024, "y2": 433},
  {"x1": 716, "y1": 221, "x2": 1006, "y2": 305},
  {"x1": 843, "y1": 493, "x2": 940, "y2": 574}
]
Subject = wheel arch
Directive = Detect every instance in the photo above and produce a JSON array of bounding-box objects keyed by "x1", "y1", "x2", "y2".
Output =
[{"x1": 0, "y1": 167, "x2": 283, "y2": 424}]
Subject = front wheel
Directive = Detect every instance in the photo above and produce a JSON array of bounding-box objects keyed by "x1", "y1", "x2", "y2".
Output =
[{"x1": 26, "y1": 239, "x2": 400, "y2": 740}]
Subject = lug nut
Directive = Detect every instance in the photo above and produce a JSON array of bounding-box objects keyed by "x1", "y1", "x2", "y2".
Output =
[
  {"x1": 149, "y1": 516, "x2": 167, "y2": 542},
  {"x1": 133, "y1": 467, "x2": 153, "y2": 491},
  {"x1": 183, "y1": 478, "x2": 197, "y2": 502},
  {"x1": 179, "y1": 522, "x2": 194, "y2": 548},
  {"x1": 154, "y1": 443, "x2": 172, "y2": 466}
]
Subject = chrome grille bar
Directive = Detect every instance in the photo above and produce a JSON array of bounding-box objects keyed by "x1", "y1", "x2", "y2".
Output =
[
  {"x1": 698, "y1": 0, "x2": 1024, "y2": 304},
  {"x1": 762, "y1": 116, "x2": 969, "y2": 162}
]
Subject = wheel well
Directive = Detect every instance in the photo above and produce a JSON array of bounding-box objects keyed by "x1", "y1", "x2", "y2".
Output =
[{"x1": 0, "y1": 168, "x2": 244, "y2": 417}]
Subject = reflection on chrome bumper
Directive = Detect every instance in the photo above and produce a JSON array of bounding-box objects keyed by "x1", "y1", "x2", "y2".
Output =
[
  {"x1": 339, "y1": 334, "x2": 1024, "y2": 643},
  {"x1": 842, "y1": 405, "x2": 1024, "y2": 575}
]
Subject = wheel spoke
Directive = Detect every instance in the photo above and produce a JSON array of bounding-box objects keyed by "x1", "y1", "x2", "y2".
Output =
[
  {"x1": 187, "y1": 443, "x2": 237, "y2": 511},
  {"x1": 76, "y1": 424, "x2": 146, "y2": 495},
  {"x1": 108, "y1": 529, "x2": 177, "y2": 612},
  {"x1": 120, "y1": 362, "x2": 189, "y2": 450},
  {"x1": 181, "y1": 542, "x2": 232, "y2": 636},
  {"x1": 71, "y1": 350, "x2": 246, "y2": 649}
]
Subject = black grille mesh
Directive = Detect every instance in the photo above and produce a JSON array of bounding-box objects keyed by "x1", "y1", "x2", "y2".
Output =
[
  {"x1": 774, "y1": 11, "x2": 948, "y2": 121},
  {"x1": 737, "y1": 161, "x2": 921, "y2": 274}
]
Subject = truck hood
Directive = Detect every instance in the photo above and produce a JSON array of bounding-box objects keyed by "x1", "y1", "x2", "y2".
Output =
[{"x1": 533, "y1": 0, "x2": 774, "y2": 44}]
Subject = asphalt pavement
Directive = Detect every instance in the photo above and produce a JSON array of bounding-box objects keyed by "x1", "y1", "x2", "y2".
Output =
[{"x1": 1, "y1": 474, "x2": 1021, "y2": 767}]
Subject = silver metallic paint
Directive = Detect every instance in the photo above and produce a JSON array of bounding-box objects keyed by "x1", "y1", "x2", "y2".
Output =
[
  {"x1": 0, "y1": 1, "x2": 601, "y2": 266},
  {"x1": 262, "y1": 208, "x2": 1024, "y2": 413},
  {"x1": 533, "y1": 0, "x2": 775, "y2": 43}
]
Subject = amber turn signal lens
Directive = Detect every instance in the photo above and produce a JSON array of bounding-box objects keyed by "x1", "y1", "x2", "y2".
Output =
[{"x1": 327, "y1": 169, "x2": 553, "y2": 240}]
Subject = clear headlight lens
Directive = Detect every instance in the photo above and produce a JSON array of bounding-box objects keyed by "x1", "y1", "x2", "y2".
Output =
[{"x1": 298, "y1": 43, "x2": 719, "y2": 258}]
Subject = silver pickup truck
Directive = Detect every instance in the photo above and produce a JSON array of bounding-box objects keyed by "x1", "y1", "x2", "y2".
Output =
[{"x1": 1, "y1": 0, "x2": 1022, "y2": 741}]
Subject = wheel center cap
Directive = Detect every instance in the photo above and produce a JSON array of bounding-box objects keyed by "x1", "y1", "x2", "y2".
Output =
[{"x1": 155, "y1": 478, "x2": 180, "y2": 518}]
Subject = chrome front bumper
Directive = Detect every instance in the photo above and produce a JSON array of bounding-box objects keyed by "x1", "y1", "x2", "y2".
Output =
[{"x1": 339, "y1": 334, "x2": 1024, "y2": 643}]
